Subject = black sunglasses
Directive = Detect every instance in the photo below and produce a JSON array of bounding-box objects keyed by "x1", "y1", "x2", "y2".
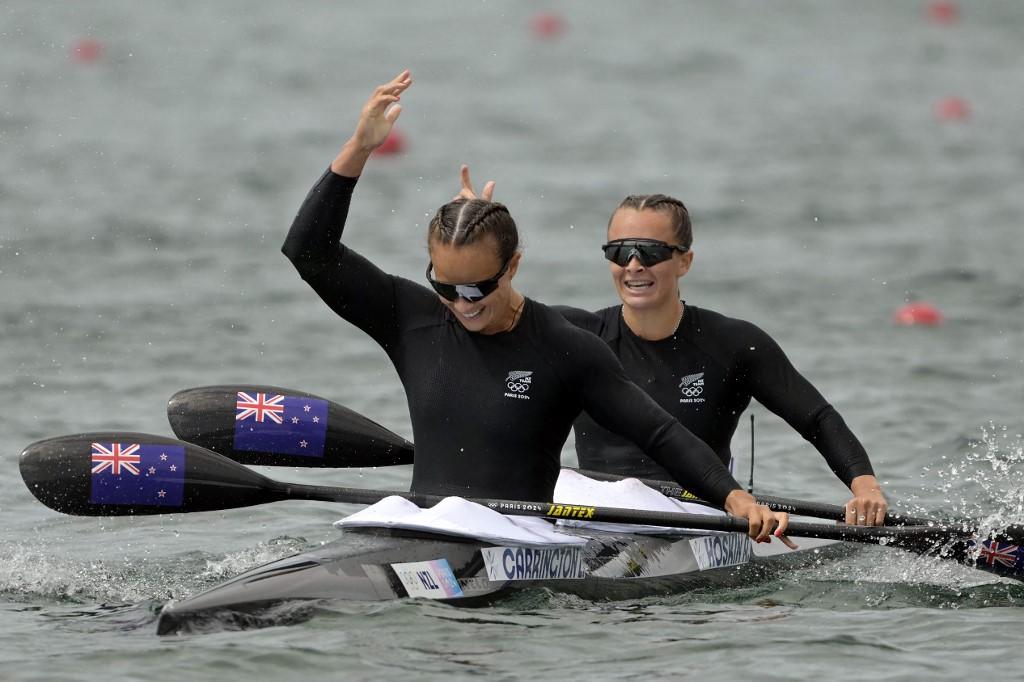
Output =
[
  {"x1": 426, "y1": 258, "x2": 511, "y2": 303},
  {"x1": 601, "y1": 238, "x2": 688, "y2": 267}
]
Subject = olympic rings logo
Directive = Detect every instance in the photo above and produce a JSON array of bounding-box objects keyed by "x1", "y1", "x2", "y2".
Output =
[
  {"x1": 681, "y1": 386, "x2": 703, "y2": 397},
  {"x1": 507, "y1": 382, "x2": 530, "y2": 393}
]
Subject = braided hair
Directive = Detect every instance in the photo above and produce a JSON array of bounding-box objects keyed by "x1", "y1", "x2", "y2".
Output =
[
  {"x1": 427, "y1": 199, "x2": 519, "y2": 262},
  {"x1": 612, "y1": 194, "x2": 692, "y2": 248}
]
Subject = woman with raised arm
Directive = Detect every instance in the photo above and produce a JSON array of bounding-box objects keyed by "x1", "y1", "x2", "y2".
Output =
[
  {"x1": 455, "y1": 167, "x2": 886, "y2": 527},
  {"x1": 281, "y1": 71, "x2": 793, "y2": 545}
]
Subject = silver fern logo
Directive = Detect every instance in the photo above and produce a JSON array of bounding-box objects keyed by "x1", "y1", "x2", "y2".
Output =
[
  {"x1": 679, "y1": 372, "x2": 705, "y2": 403},
  {"x1": 505, "y1": 370, "x2": 533, "y2": 400}
]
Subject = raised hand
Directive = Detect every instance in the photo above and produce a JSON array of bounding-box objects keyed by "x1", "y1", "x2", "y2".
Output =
[
  {"x1": 352, "y1": 70, "x2": 412, "y2": 151},
  {"x1": 331, "y1": 70, "x2": 413, "y2": 177}
]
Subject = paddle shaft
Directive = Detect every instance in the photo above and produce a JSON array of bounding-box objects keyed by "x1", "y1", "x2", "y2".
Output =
[
  {"x1": 574, "y1": 469, "x2": 937, "y2": 526},
  {"x1": 276, "y1": 479, "x2": 955, "y2": 549}
]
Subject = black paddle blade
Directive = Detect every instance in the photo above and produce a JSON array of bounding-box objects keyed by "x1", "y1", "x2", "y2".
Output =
[
  {"x1": 167, "y1": 385, "x2": 414, "y2": 468},
  {"x1": 19, "y1": 432, "x2": 286, "y2": 516}
]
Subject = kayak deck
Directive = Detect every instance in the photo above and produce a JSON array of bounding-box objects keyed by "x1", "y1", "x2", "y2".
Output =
[{"x1": 157, "y1": 526, "x2": 847, "y2": 635}]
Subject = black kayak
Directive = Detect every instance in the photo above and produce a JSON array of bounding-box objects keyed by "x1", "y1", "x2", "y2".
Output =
[{"x1": 157, "y1": 525, "x2": 846, "y2": 635}]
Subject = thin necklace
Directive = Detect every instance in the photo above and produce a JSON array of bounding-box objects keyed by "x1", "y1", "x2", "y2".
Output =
[{"x1": 506, "y1": 296, "x2": 526, "y2": 332}]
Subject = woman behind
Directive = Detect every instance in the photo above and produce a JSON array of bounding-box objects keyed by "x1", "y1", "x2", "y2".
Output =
[
  {"x1": 458, "y1": 172, "x2": 887, "y2": 527},
  {"x1": 281, "y1": 71, "x2": 792, "y2": 544}
]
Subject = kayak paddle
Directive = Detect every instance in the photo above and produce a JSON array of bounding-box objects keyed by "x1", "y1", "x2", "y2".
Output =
[{"x1": 20, "y1": 431, "x2": 1024, "y2": 585}]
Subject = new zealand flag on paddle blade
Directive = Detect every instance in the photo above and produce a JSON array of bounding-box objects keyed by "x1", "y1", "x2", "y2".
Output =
[
  {"x1": 90, "y1": 443, "x2": 186, "y2": 507},
  {"x1": 233, "y1": 392, "x2": 328, "y2": 458}
]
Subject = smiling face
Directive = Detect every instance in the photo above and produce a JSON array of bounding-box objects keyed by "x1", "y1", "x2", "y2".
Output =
[
  {"x1": 606, "y1": 207, "x2": 693, "y2": 311},
  {"x1": 428, "y1": 235, "x2": 521, "y2": 334}
]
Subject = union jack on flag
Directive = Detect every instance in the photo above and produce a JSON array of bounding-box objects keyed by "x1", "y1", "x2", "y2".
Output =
[
  {"x1": 90, "y1": 443, "x2": 186, "y2": 507},
  {"x1": 91, "y1": 442, "x2": 141, "y2": 476},
  {"x1": 975, "y1": 539, "x2": 1020, "y2": 569},
  {"x1": 233, "y1": 393, "x2": 328, "y2": 458},
  {"x1": 236, "y1": 392, "x2": 285, "y2": 424}
]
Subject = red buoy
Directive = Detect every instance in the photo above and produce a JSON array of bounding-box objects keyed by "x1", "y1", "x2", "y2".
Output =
[
  {"x1": 70, "y1": 38, "x2": 104, "y2": 64},
  {"x1": 927, "y1": 1, "x2": 960, "y2": 25},
  {"x1": 893, "y1": 302, "x2": 944, "y2": 326},
  {"x1": 934, "y1": 96, "x2": 970, "y2": 121},
  {"x1": 530, "y1": 12, "x2": 567, "y2": 39},
  {"x1": 373, "y1": 129, "x2": 406, "y2": 156}
]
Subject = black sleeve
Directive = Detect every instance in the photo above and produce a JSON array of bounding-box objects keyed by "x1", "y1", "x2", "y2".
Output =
[
  {"x1": 739, "y1": 324, "x2": 875, "y2": 486},
  {"x1": 567, "y1": 331, "x2": 742, "y2": 505},
  {"x1": 281, "y1": 168, "x2": 402, "y2": 351},
  {"x1": 554, "y1": 305, "x2": 604, "y2": 335}
]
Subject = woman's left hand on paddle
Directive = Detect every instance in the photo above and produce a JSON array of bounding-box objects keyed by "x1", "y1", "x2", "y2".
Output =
[{"x1": 845, "y1": 475, "x2": 888, "y2": 527}]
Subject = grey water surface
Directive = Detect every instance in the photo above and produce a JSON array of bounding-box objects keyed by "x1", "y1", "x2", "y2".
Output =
[{"x1": 3, "y1": 1, "x2": 1024, "y2": 679}]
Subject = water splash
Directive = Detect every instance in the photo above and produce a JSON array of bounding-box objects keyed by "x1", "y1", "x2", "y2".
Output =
[
  {"x1": 910, "y1": 424, "x2": 1024, "y2": 570},
  {"x1": 0, "y1": 536, "x2": 308, "y2": 604},
  {"x1": 809, "y1": 545, "x2": 1023, "y2": 605},
  {"x1": 0, "y1": 542, "x2": 184, "y2": 604},
  {"x1": 961, "y1": 425, "x2": 1024, "y2": 538},
  {"x1": 195, "y1": 535, "x2": 308, "y2": 584}
]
